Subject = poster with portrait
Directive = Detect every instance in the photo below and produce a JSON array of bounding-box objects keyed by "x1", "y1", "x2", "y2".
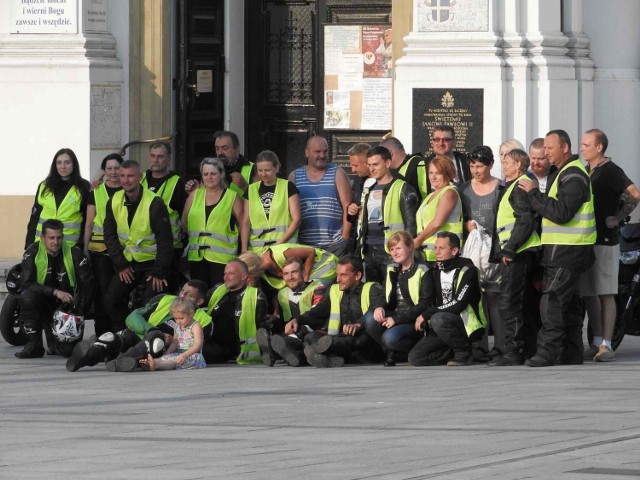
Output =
[{"x1": 323, "y1": 24, "x2": 392, "y2": 131}]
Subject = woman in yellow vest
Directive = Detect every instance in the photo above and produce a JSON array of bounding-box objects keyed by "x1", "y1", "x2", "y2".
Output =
[
  {"x1": 363, "y1": 231, "x2": 430, "y2": 366},
  {"x1": 241, "y1": 150, "x2": 300, "y2": 254},
  {"x1": 488, "y1": 149, "x2": 541, "y2": 366},
  {"x1": 182, "y1": 157, "x2": 244, "y2": 287},
  {"x1": 25, "y1": 148, "x2": 91, "y2": 250},
  {"x1": 414, "y1": 155, "x2": 463, "y2": 261},
  {"x1": 83, "y1": 153, "x2": 123, "y2": 336}
]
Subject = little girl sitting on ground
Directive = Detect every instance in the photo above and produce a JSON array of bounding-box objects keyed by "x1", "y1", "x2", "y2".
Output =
[{"x1": 140, "y1": 297, "x2": 206, "y2": 370}]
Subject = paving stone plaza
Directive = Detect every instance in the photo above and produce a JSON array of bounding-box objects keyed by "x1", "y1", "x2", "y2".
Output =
[{"x1": 1, "y1": 318, "x2": 639, "y2": 480}]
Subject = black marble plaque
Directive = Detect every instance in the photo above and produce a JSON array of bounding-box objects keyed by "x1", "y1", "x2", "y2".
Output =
[{"x1": 412, "y1": 88, "x2": 483, "y2": 155}]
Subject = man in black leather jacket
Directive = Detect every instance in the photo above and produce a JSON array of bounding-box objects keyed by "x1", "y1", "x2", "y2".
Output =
[
  {"x1": 356, "y1": 146, "x2": 419, "y2": 283},
  {"x1": 16, "y1": 219, "x2": 93, "y2": 359},
  {"x1": 291, "y1": 256, "x2": 386, "y2": 367}
]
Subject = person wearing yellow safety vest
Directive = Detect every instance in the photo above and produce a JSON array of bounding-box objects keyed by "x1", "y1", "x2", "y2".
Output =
[
  {"x1": 414, "y1": 156, "x2": 463, "y2": 262},
  {"x1": 83, "y1": 153, "x2": 123, "y2": 337},
  {"x1": 204, "y1": 259, "x2": 268, "y2": 364},
  {"x1": 25, "y1": 148, "x2": 90, "y2": 251},
  {"x1": 141, "y1": 142, "x2": 188, "y2": 292},
  {"x1": 256, "y1": 257, "x2": 327, "y2": 367},
  {"x1": 66, "y1": 280, "x2": 212, "y2": 372},
  {"x1": 363, "y1": 231, "x2": 431, "y2": 366},
  {"x1": 487, "y1": 149, "x2": 541, "y2": 366},
  {"x1": 15, "y1": 219, "x2": 93, "y2": 359},
  {"x1": 408, "y1": 232, "x2": 486, "y2": 367},
  {"x1": 214, "y1": 130, "x2": 256, "y2": 195},
  {"x1": 182, "y1": 157, "x2": 244, "y2": 288},
  {"x1": 518, "y1": 129, "x2": 596, "y2": 367},
  {"x1": 259, "y1": 242, "x2": 338, "y2": 290},
  {"x1": 291, "y1": 256, "x2": 385, "y2": 368},
  {"x1": 103, "y1": 160, "x2": 174, "y2": 333},
  {"x1": 356, "y1": 146, "x2": 418, "y2": 283},
  {"x1": 241, "y1": 150, "x2": 300, "y2": 254},
  {"x1": 381, "y1": 136, "x2": 430, "y2": 201}
]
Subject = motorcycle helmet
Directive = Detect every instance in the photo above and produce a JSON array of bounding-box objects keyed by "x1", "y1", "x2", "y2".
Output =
[
  {"x1": 52, "y1": 308, "x2": 85, "y2": 343},
  {"x1": 6, "y1": 264, "x2": 22, "y2": 295}
]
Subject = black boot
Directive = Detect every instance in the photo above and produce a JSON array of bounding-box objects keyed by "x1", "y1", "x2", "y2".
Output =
[
  {"x1": 487, "y1": 352, "x2": 524, "y2": 366},
  {"x1": 304, "y1": 345, "x2": 344, "y2": 368},
  {"x1": 312, "y1": 334, "x2": 353, "y2": 357},
  {"x1": 66, "y1": 340, "x2": 108, "y2": 372},
  {"x1": 256, "y1": 328, "x2": 276, "y2": 367},
  {"x1": 271, "y1": 334, "x2": 305, "y2": 367},
  {"x1": 117, "y1": 329, "x2": 140, "y2": 353},
  {"x1": 15, "y1": 331, "x2": 45, "y2": 359},
  {"x1": 105, "y1": 353, "x2": 139, "y2": 372},
  {"x1": 384, "y1": 350, "x2": 396, "y2": 367}
]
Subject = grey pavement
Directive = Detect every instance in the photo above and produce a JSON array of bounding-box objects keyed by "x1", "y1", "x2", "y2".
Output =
[{"x1": 1, "y1": 322, "x2": 640, "y2": 480}]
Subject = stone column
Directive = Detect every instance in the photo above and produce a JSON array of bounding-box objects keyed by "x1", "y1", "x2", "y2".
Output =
[
  {"x1": 128, "y1": 0, "x2": 172, "y2": 164},
  {"x1": 0, "y1": 0, "x2": 123, "y2": 256}
]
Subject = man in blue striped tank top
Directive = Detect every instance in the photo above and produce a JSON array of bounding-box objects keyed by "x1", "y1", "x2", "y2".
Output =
[{"x1": 288, "y1": 136, "x2": 353, "y2": 257}]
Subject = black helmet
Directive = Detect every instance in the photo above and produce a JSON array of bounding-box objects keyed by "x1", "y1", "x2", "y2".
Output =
[{"x1": 6, "y1": 264, "x2": 22, "y2": 295}]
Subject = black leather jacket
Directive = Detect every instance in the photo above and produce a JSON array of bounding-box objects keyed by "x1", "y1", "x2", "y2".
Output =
[
  {"x1": 297, "y1": 281, "x2": 385, "y2": 331},
  {"x1": 357, "y1": 177, "x2": 419, "y2": 252},
  {"x1": 20, "y1": 242, "x2": 94, "y2": 315}
]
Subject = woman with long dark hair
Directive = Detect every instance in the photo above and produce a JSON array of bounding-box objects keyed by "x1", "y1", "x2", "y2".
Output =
[{"x1": 25, "y1": 148, "x2": 91, "y2": 250}]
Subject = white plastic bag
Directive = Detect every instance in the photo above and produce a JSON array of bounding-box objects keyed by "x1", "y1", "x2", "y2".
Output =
[{"x1": 461, "y1": 221, "x2": 501, "y2": 287}]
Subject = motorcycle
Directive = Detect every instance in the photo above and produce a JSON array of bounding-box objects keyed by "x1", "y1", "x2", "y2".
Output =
[
  {"x1": 0, "y1": 264, "x2": 27, "y2": 346},
  {"x1": 614, "y1": 220, "x2": 640, "y2": 347},
  {"x1": 586, "y1": 194, "x2": 640, "y2": 350}
]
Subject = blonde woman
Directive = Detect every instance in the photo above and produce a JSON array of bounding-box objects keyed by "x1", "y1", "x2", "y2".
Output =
[{"x1": 414, "y1": 156, "x2": 463, "y2": 261}]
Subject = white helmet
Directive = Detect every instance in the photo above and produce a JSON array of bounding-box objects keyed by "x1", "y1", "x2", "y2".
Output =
[{"x1": 52, "y1": 309, "x2": 84, "y2": 343}]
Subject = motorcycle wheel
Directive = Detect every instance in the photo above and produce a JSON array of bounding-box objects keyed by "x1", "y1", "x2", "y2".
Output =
[{"x1": 0, "y1": 293, "x2": 27, "y2": 346}]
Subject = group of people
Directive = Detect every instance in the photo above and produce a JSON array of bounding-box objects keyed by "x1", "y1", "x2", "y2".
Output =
[{"x1": 13, "y1": 124, "x2": 640, "y2": 371}]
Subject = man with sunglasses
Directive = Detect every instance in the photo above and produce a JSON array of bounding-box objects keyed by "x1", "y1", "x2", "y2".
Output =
[{"x1": 425, "y1": 125, "x2": 471, "y2": 186}]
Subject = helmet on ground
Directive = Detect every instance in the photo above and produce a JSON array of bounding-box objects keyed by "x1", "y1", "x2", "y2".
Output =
[
  {"x1": 6, "y1": 264, "x2": 22, "y2": 295},
  {"x1": 52, "y1": 308, "x2": 84, "y2": 343}
]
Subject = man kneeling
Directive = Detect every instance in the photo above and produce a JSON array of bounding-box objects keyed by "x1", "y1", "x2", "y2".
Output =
[{"x1": 408, "y1": 232, "x2": 487, "y2": 366}]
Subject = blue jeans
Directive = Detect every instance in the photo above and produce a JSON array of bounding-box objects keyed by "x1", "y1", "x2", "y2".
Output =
[{"x1": 363, "y1": 311, "x2": 422, "y2": 352}]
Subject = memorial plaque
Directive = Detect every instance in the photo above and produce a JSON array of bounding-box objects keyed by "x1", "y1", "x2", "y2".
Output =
[{"x1": 412, "y1": 88, "x2": 483, "y2": 156}]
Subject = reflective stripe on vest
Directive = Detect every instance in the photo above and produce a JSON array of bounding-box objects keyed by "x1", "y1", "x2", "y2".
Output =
[
  {"x1": 111, "y1": 189, "x2": 157, "y2": 262},
  {"x1": 384, "y1": 263, "x2": 428, "y2": 305},
  {"x1": 359, "y1": 179, "x2": 408, "y2": 255},
  {"x1": 327, "y1": 282, "x2": 373, "y2": 336},
  {"x1": 248, "y1": 178, "x2": 297, "y2": 253},
  {"x1": 89, "y1": 183, "x2": 111, "y2": 253},
  {"x1": 398, "y1": 155, "x2": 428, "y2": 200},
  {"x1": 148, "y1": 294, "x2": 213, "y2": 329},
  {"x1": 35, "y1": 241, "x2": 76, "y2": 289},
  {"x1": 495, "y1": 175, "x2": 542, "y2": 254},
  {"x1": 277, "y1": 280, "x2": 322, "y2": 322},
  {"x1": 142, "y1": 174, "x2": 182, "y2": 248},
  {"x1": 541, "y1": 159, "x2": 596, "y2": 246},
  {"x1": 35, "y1": 182, "x2": 83, "y2": 246},
  {"x1": 454, "y1": 266, "x2": 487, "y2": 336},
  {"x1": 187, "y1": 188, "x2": 239, "y2": 263},
  {"x1": 207, "y1": 285, "x2": 261, "y2": 364},
  {"x1": 269, "y1": 243, "x2": 338, "y2": 287},
  {"x1": 416, "y1": 185, "x2": 463, "y2": 261}
]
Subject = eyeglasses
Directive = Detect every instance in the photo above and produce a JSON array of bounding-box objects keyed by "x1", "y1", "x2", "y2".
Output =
[{"x1": 431, "y1": 137, "x2": 453, "y2": 143}]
